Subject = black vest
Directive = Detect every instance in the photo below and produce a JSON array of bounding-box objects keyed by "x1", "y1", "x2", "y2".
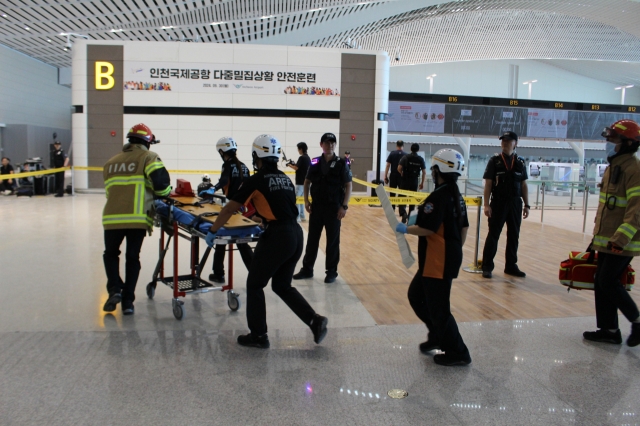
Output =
[
  {"x1": 308, "y1": 156, "x2": 347, "y2": 206},
  {"x1": 490, "y1": 154, "x2": 526, "y2": 199},
  {"x1": 404, "y1": 154, "x2": 423, "y2": 180}
]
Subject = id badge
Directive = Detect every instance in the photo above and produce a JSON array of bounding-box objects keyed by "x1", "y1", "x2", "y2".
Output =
[{"x1": 408, "y1": 209, "x2": 418, "y2": 226}]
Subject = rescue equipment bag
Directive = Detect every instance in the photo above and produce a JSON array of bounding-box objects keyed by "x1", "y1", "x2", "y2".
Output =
[{"x1": 559, "y1": 251, "x2": 635, "y2": 292}]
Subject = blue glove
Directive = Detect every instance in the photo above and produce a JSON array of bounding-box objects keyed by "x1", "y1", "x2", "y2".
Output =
[
  {"x1": 396, "y1": 223, "x2": 408, "y2": 234},
  {"x1": 205, "y1": 231, "x2": 217, "y2": 247},
  {"x1": 199, "y1": 188, "x2": 216, "y2": 197}
]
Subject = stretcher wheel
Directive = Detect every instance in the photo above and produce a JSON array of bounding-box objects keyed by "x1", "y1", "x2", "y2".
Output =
[
  {"x1": 227, "y1": 291, "x2": 240, "y2": 311},
  {"x1": 146, "y1": 283, "x2": 155, "y2": 300},
  {"x1": 172, "y1": 300, "x2": 185, "y2": 320}
]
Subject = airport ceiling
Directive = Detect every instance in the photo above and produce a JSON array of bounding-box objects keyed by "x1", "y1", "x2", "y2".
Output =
[{"x1": 0, "y1": 0, "x2": 639, "y2": 85}]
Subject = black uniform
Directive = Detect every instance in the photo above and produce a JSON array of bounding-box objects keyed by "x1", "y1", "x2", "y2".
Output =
[
  {"x1": 300, "y1": 154, "x2": 352, "y2": 276},
  {"x1": 0, "y1": 163, "x2": 15, "y2": 192},
  {"x1": 386, "y1": 149, "x2": 406, "y2": 211},
  {"x1": 398, "y1": 153, "x2": 426, "y2": 217},
  {"x1": 232, "y1": 165, "x2": 317, "y2": 336},
  {"x1": 407, "y1": 183, "x2": 471, "y2": 361},
  {"x1": 481, "y1": 153, "x2": 528, "y2": 273},
  {"x1": 52, "y1": 145, "x2": 67, "y2": 196},
  {"x1": 212, "y1": 159, "x2": 253, "y2": 278}
]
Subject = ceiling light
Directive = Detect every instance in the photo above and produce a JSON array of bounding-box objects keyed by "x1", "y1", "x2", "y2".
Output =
[
  {"x1": 209, "y1": 22, "x2": 224, "y2": 26},
  {"x1": 110, "y1": 29, "x2": 123, "y2": 33},
  {"x1": 2, "y1": 14, "x2": 7, "y2": 18},
  {"x1": 161, "y1": 25, "x2": 175, "y2": 29},
  {"x1": 25, "y1": 27, "x2": 30, "y2": 30},
  {"x1": 309, "y1": 8, "x2": 323, "y2": 12},
  {"x1": 260, "y1": 15, "x2": 275, "y2": 19},
  {"x1": 47, "y1": 39, "x2": 51, "y2": 42}
]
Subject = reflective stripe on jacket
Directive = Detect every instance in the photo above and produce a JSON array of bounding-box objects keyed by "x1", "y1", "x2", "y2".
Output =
[
  {"x1": 593, "y1": 152, "x2": 640, "y2": 256},
  {"x1": 102, "y1": 143, "x2": 171, "y2": 231}
]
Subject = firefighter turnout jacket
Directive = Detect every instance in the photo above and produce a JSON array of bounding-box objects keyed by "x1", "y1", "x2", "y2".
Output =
[
  {"x1": 593, "y1": 152, "x2": 640, "y2": 256},
  {"x1": 102, "y1": 143, "x2": 171, "y2": 231}
]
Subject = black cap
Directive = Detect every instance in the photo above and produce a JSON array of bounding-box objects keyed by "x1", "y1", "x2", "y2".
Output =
[
  {"x1": 321, "y1": 132, "x2": 337, "y2": 142},
  {"x1": 54, "y1": 141, "x2": 61, "y2": 144},
  {"x1": 499, "y1": 131, "x2": 518, "y2": 141},
  {"x1": 345, "y1": 150, "x2": 350, "y2": 154}
]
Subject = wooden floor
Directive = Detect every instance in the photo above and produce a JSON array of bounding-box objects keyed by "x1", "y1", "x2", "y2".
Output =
[{"x1": 302, "y1": 205, "x2": 640, "y2": 326}]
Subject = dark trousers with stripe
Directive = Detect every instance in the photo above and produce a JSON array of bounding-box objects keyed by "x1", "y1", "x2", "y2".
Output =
[
  {"x1": 482, "y1": 197, "x2": 522, "y2": 272},
  {"x1": 212, "y1": 243, "x2": 253, "y2": 276},
  {"x1": 103, "y1": 229, "x2": 146, "y2": 303},
  {"x1": 398, "y1": 178, "x2": 419, "y2": 218},
  {"x1": 302, "y1": 205, "x2": 341, "y2": 275},
  {"x1": 595, "y1": 252, "x2": 639, "y2": 330},
  {"x1": 408, "y1": 271, "x2": 470, "y2": 360},
  {"x1": 246, "y1": 221, "x2": 316, "y2": 336},
  {"x1": 389, "y1": 173, "x2": 401, "y2": 211}
]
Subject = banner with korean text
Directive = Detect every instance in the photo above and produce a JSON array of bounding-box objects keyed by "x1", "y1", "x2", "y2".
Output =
[{"x1": 123, "y1": 62, "x2": 342, "y2": 96}]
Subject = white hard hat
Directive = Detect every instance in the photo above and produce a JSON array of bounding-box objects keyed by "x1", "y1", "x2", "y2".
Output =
[
  {"x1": 216, "y1": 136, "x2": 237, "y2": 153},
  {"x1": 431, "y1": 149, "x2": 465, "y2": 176},
  {"x1": 252, "y1": 134, "x2": 281, "y2": 161},
  {"x1": 202, "y1": 174, "x2": 210, "y2": 182}
]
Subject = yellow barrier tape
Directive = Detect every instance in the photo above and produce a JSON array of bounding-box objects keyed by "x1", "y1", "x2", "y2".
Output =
[
  {"x1": 0, "y1": 166, "x2": 69, "y2": 181},
  {"x1": 72, "y1": 166, "x2": 295, "y2": 175},
  {"x1": 351, "y1": 177, "x2": 482, "y2": 206}
]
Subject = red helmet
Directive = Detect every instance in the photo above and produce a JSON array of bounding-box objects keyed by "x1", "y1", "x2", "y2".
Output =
[
  {"x1": 126, "y1": 123, "x2": 154, "y2": 143},
  {"x1": 602, "y1": 119, "x2": 640, "y2": 142}
]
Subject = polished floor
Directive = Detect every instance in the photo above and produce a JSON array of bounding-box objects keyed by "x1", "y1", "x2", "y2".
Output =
[{"x1": 1, "y1": 195, "x2": 639, "y2": 425}]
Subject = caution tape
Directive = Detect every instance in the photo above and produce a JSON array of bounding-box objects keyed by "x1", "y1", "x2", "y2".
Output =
[
  {"x1": 351, "y1": 177, "x2": 482, "y2": 206},
  {"x1": 0, "y1": 166, "x2": 69, "y2": 181},
  {"x1": 72, "y1": 166, "x2": 295, "y2": 175}
]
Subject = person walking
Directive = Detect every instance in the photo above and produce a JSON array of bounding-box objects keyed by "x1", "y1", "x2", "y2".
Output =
[
  {"x1": 204, "y1": 134, "x2": 328, "y2": 348},
  {"x1": 583, "y1": 119, "x2": 640, "y2": 347},
  {"x1": 101, "y1": 123, "x2": 171, "y2": 315},
  {"x1": 396, "y1": 148, "x2": 471, "y2": 366}
]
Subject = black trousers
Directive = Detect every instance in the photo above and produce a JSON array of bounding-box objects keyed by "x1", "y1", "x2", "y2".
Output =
[
  {"x1": 594, "y1": 252, "x2": 640, "y2": 330},
  {"x1": 246, "y1": 221, "x2": 316, "y2": 336},
  {"x1": 389, "y1": 173, "x2": 401, "y2": 211},
  {"x1": 398, "y1": 178, "x2": 419, "y2": 217},
  {"x1": 407, "y1": 271, "x2": 470, "y2": 359},
  {"x1": 54, "y1": 171, "x2": 65, "y2": 196},
  {"x1": 103, "y1": 229, "x2": 146, "y2": 303},
  {"x1": 481, "y1": 197, "x2": 522, "y2": 272},
  {"x1": 302, "y1": 205, "x2": 341, "y2": 274},
  {"x1": 212, "y1": 243, "x2": 253, "y2": 276},
  {"x1": 0, "y1": 179, "x2": 15, "y2": 192}
]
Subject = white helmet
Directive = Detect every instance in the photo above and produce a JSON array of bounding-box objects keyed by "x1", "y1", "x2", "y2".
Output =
[
  {"x1": 216, "y1": 136, "x2": 237, "y2": 154},
  {"x1": 431, "y1": 149, "x2": 465, "y2": 176},
  {"x1": 202, "y1": 174, "x2": 210, "y2": 182},
  {"x1": 252, "y1": 134, "x2": 281, "y2": 162}
]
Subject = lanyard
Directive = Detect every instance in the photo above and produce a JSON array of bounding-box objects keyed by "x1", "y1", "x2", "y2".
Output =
[{"x1": 500, "y1": 153, "x2": 515, "y2": 171}]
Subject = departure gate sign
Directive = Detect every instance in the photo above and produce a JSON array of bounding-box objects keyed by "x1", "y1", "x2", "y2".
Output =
[{"x1": 95, "y1": 61, "x2": 115, "y2": 90}]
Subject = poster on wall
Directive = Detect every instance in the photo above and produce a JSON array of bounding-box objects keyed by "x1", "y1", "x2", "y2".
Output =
[
  {"x1": 444, "y1": 105, "x2": 528, "y2": 136},
  {"x1": 526, "y1": 109, "x2": 568, "y2": 139},
  {"x1": 387, "y1": 101, "x2": 446, "y2": 133},
  {"x1": 122, "y1": 62, "x2": 342, "y2": 96},
  {"x1": 566, "y1": 111, "x2": 638, "y2": 141}
]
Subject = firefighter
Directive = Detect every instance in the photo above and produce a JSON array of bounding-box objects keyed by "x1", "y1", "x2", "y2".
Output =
[
  {"x1": 396, "y1": 148, "x2": 471, "y2": 366},
  {"x1": 481, "y1": 131, "x2": 530, "y2": 279},
  {"x1": 204, "y1": 134, "x2": 328, "y2": 348},
  {"x1": 102, "y1": 123, "x2": 171, "y2": 315},
  {"x1": 584, "y1": 119, "x2": 640, "y2": 347}
]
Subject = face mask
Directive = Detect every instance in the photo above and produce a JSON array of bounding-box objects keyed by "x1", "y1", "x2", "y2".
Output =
[{"x1": 606, "y1": 142, "x2": 618, "y2": 158}]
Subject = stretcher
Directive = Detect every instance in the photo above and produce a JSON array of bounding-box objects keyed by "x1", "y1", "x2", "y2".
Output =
[{"x1": 148, "y1": 196, "x2": 262, "y2": 320}]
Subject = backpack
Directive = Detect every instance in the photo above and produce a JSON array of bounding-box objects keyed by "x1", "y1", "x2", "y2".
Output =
[{"x1": 405, "y1": 155, "x2": 422, "y2": 179}]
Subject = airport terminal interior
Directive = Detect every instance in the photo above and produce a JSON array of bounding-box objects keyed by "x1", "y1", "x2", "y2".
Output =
[{"x1": 2, "y1": 1, "x2": 640, "y2": 425}]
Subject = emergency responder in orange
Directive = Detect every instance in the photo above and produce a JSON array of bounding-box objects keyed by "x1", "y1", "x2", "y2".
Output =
[
  {"x1": 102, "y1": 123, "x2": 171, "y2": 315},
  {"x1": 396, "y1": 148, "x2": 471, "y2": 366},
  {"x1": 584, "y1": 119, "x2": 640, "y2": 347},
  {"x1": 205, "y1": 135, "x2": 328, "y2": 349}
]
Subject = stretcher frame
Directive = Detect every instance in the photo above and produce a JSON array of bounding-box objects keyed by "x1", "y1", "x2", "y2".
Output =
[{"x1": 147, "y1": 198, "x2": 261, "y2": 320}]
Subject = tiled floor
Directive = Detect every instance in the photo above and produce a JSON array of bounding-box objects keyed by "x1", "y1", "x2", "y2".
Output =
[{"x1": 1, "y1": 195, "x2": 639, "y2": 425}]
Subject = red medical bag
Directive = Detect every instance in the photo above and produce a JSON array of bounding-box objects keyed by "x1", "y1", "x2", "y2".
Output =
[{"x1": 559, "y1": 251, "x2": 634, "y2": 291}]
